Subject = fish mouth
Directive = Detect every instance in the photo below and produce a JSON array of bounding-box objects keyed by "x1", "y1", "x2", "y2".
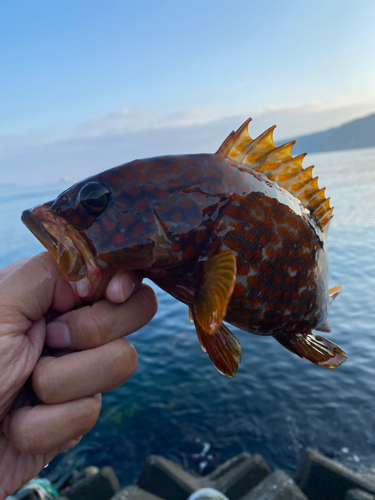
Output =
[{"x1": 22, "y1": 205, "x2": 89, "y2": 283}]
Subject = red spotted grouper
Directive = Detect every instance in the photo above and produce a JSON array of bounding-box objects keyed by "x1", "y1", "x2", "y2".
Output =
[{"x1": 22, "y1": 118, "x2": 346, "y2": 377}]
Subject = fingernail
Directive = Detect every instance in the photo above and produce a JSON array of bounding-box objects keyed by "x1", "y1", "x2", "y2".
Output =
[
  {"x1": 106, "y1": 272, "x2": 138, "y2": 304},
  {"x1": 46, "y1": 321, "x2": 71, "y2": 348}
]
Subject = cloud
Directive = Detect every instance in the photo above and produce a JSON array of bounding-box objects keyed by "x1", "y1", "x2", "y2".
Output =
[
  {"x1": 1, "y1": 97, "x2": 374, "y2": 186},
  {"x1": 72, "y1": 106, "x2": 221, "y2": 139}
]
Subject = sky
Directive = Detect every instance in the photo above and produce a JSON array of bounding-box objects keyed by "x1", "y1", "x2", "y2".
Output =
[{"x1": 1, "y1": 0, "x2": 375, "y2": 185}]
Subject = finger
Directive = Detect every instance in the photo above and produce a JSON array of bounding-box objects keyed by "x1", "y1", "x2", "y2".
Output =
[
  {"x1": 46, "y1": 284, "x2": 157, "y2": 349},
  {"x1": 51, "y1": 276, "x2": 76, "y2": 313},
  {"x1": 32, "y1": 339, "x2": 137, "y2": 404},
  {"x1": 105, "y1": 270, "x2": 141, "y2": 304},
  {"x1": 5, "y1": 395, "x2": 101, "y2": 455}
]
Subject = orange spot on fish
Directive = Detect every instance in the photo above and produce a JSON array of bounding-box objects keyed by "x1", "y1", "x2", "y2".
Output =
[
  {"x1": 171, "y1": 242, "x2": 181, "y2": 252},
  {"x1": 102, "y1": 219, "x2": 116, "y2": 233},
  {"x1": 135, "y1": 162, "x2": 146, "y2": 171},
  {"x1": 231, "y1": 221, "x2": 242, "y2": 234},
  {"x1": 277, "y1": 226, "x2": 288, "y2": 238},
  {"x1": 118, "y1": 213, "x2": 134, "y2": 227},
  {"x1": 134, "y1": 198, "x2": 149, "y2": 213},
  {"x1": 286, "y1": 216, "x2": 298, "y2": 229},
  {"x1": 185, "y1": 169, "x2": 202, "y2": 181},
  {"x1": 125, "y1": 185, "x2": 140, "y2": 197},
  {"x1": 179, "y1": 198, "x2": 195, "y2": 210},
  {"x1": 170, "y1": 212, "x2": 183, "y2": 224},
  {"x1": 156, "y1": 202, "x2": 173, "y2": 215},
  {"x1": 165, "y1": 177, "x2": 184, "y2": 189},
  {"x1": 259, "y1": 234, "x2": 267, "y2": 246},
  {"x1": 244, "y1": 249, "x2": 252, "y2": 261},
  {"x1": 254, "y1": 249, "x2": 262, "y2": 260},
  {"x1": 194, "y1": 229, "x2": 206, "y2": 244},
  {"x1": 263, "y1": 217, "x2": 275, "y2": 230},
  {"x1": 168, "y1": 163, "x2": 183, "y2": 174},
  {"x1": 153, "y1": 170, "x2": 167, "y2": 182},
  {"x1": 247, "y1": 276, "x2": 259, "y2": 288},
  {"x1": 72, "y1": 215, "x2": 81, "y2": 225},
  {"x1": 251, "y1": 297, "x2": 262, "y2": 309},
  {"x1": 138, "y1": 172, "x2": 150, "y2": 183},
  {"x1": 266, "y1": 247, "x2": 274, "y2": 259},
  {"x1": 154, "y1": 189, "x2": 169, "y2": 200},
  {"x1": 274, "y1": 213, "x2": 284, "y2": 224},
  {"x1": 112, "y1": 233, "x2": 125, "y2": 245},
  {"x1": 238, "y1": 264, "x2": 250, "y2": 275},
  {"x1": 123, "y1": 171, "x2": 135, "y2": 182},
  {"x1": 225, "y1": 176, "x2": 239, "y2": 188},
  {"x1": 274, "y1": 274, "x2": 282, "y2": 285},
  {"x1": 225, "y1": 205, "x2": 238, "y2": 218},
  {"x1": 233, "y1": 283, "x2": 245, "y2": 298},
  {"x1": 244, "y1": 230, "x2": 255, "y2": 243},
  {"x1": 131, "y1": 222, "x2": 146, "y2": 238},
  {"x1": 182, "y1": 244, "x2": 195, "y2": 261}
]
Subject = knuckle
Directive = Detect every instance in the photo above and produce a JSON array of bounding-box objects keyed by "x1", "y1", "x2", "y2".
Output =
[
  {"x1": 11, "y1": 414, "x2": 38, "y2": 455},
  {"x1": 75, "y1": 309, "x2": 108, "y2": 348},
  {"x1": 32, "y1": 358, "x2": 56, "y2": 404}
]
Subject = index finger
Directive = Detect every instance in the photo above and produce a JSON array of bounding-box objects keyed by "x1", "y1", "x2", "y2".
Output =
[{"x1": 46, "y1": 284, "x2": 158, "y2": 350}]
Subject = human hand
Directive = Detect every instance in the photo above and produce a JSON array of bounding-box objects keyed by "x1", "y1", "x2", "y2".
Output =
[{"x1": 0, "y1": 252, "x2": 157, "y2": 499}]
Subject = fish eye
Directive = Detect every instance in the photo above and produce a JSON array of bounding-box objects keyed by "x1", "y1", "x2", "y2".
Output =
[{"x1": 78, "y1": 182, "x2": 111, "y2": 215}]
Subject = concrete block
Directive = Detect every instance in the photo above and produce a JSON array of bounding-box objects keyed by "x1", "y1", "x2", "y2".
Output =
[
  {"x1": 207, "y1": 452, "x2": 270, "y2": 500},
  {"x1": 137, "y1": 455, "x2": 200, "y2": 500},
  {"x1": 294, "y1": 448, "x2": 375, "y2": 500},
  {"x1": 59, "y1": 466, "x2": 120, "y2": 500},
  {"x1": 112, "y1": 485, "x2": 165, "y2": 499},
  {"x1": 346, "y1": 489, "x2": 375, "y2": 500},
  {"x1": 241, "y1": 469, "x2": 308, "y2": 500}
]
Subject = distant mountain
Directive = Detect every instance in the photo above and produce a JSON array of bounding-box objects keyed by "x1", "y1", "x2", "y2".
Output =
[{"x1": 280, "y1": 113, "x2": 375, "y2": 155}]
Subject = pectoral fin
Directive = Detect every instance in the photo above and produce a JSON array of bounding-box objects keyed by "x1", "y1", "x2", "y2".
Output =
[
  {"x1": 194, "y1": 251, "x2": 236, "y2": 335},
  {"x1": 275, "y1": 332, "x2": 347, "y2": 368},
  {"x1": 193, "y1": 313, "x2": 241, "y2": 377}
]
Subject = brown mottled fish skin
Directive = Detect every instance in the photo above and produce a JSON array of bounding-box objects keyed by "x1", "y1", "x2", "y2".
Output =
[{"x1": 22, "y1": 119, "x2": 346, "y2": 377}]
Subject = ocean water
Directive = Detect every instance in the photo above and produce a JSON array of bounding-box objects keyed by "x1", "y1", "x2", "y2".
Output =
[{"x1": 0, "y1": 147, "x2": 375, "y2": 485}]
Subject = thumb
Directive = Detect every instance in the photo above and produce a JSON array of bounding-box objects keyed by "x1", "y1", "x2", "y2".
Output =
[{"x1": 0, "y1": 253, "x2": 59, "y2": 334}]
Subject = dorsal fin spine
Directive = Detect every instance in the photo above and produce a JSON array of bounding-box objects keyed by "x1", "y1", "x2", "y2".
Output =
[{"x1": 217, "y1": 118, "x2": 333, "y2": 232}]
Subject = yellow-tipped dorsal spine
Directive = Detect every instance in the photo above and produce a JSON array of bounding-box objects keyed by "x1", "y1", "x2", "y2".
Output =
[{"x1": 217, "y1": 118, "x2": 334, "y2": 232}]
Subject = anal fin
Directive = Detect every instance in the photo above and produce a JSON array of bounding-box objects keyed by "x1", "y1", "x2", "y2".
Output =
[
  {"x1": 193, "y1": 314, "x2": 241, "y2": 377},
  {"x1": 275, "y1": 332, "x2": 347, "y2": 368}
]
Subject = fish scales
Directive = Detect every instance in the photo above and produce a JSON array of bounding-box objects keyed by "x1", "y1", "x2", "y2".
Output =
[{"x1": 22, "y1": 118, "x2": 346, "y2": 377}]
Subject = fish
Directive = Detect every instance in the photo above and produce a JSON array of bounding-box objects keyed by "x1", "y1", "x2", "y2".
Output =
[{"x1": 22, "y1": 118, "x2": 346, "y2": 377}]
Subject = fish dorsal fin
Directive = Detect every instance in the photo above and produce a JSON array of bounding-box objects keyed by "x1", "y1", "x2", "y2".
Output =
[
  {"x1": 193, "y1": 315, "x2": 241, "y2": 377},
  {"x1": 194, "y1": 251, "x2": 236, "y2": 335},
  {"x1": 217, "y1": 118, "x2": 334, "y2": 232},
  {"x1": 275, "y1": 332, "x2": 346, "y2": 368}
]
